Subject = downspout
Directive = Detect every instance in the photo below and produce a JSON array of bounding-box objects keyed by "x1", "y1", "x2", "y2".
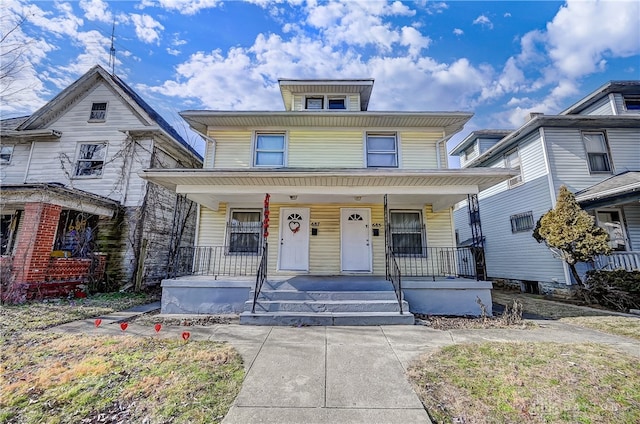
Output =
[
  {"x1": 200, "y1": 133, "x2": 216, "y2": 168},
  {"x1": 23, "y1": 141, "x2": 35, "y2": 183},
  {"x1": 435, "y1": 134, "x2": 453, "y2": 169}
]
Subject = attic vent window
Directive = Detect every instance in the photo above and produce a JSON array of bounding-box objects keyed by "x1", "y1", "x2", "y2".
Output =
[
  {"x1": 89, "y1": 102, "x2": 107, "y2": 121},
  {"x1": 305, "y1": 97, "x2": 323, "y2": 110},
  {"x1": 328, "y1": 98, "x2": 346, "y2": 109},
  {"x1": 624, "y1": 96, "x2": 640, "y2": 111}
]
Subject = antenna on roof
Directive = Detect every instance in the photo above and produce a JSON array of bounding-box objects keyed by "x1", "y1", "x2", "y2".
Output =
[{"x1": 108, "y1": 20, "x2": 116, "y2": 75}]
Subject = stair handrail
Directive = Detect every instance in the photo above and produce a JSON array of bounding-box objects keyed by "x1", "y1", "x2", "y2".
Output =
[
  {"x1": 387, "y1": 249, "x2": 404, "y2": 314},
  {"x1": 251, "y1": 243, "x2": 268, "y2": 313}
]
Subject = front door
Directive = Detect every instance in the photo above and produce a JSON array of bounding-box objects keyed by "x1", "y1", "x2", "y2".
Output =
[
  {"x1": 279, "y1": 208, "x2": 310, "y2": 271},
  {"x1": 341, "y1": 208, "x2": 372, "y2": 272}
]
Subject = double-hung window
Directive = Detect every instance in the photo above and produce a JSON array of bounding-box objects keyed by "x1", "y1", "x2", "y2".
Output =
[
  {"x1": 0, "y1": 145, "x2": 14, "y2": 164},
  {"x1": 255, "y1": 133, "x2": 285, "y2": 167},
  {"x1": 75, "y1": 142, "x2": 107, "y2": 177},
  {"x1": 389, "y1": 210, "x2": 425, "y2": 256},
  {"x1": 89, "y1": 102, "x2": 107, "y2": 121},
  {"x1": 505, "y1": 149, "x2": 523, "y2": 188},
  {"x1": 583, "y1": 132, "x2": 612, "y2": 173},
  {"x1": 366, "y1": 133, "x2": 398, "y2": 167},
  {"x1": 228, "y1": 210, "x2": 262, "y2": 254}
]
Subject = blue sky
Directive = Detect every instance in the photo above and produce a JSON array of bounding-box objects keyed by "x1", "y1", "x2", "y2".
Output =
[{"x1": 2, "y1": 0, "x2": 639, "y2": 164}]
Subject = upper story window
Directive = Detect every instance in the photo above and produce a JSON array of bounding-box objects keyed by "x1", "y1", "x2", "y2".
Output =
[
  {"x1": 623, "y1": 96, "x2": 640, "y2": 111},
  {"x1": 328, "y1": 97, "x2": 346, "y2": 109},
  {"x1": 89, "y1": 102, "x2": 107, "y2": 121},
  {"x1": 254, "y1": 133, "x2": 286, "y2": 167},
  {"x1": 504, "y1": 148, "x2": 523, "y2": 188},
  {"x1": 366, "y1": 132, "x2": 398, "y2": 167},
  {"x1": 305, "y1": 97, "x2": 323, "y2": 110},
  {"x1": 389, "y1": 210, "x2": 425, "y2": 256},
  {"x1": 0, "y1": 145, "x2": 14, "y2": 164},
  {"x1": 227, "y1": 210, "x2": 262, "y2": 254},
  {"x1": 463, "y1": 145, "x2": 478, "y2": 161},
  {"x1": 75, "y1": 142, "x2": 107, "y2": 177},
  {"x1": 582, "y1": 132, "x2": 612, "y2": 173}
]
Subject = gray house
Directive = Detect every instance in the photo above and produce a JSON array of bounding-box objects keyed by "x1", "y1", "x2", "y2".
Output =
[
  {"x1": 451, "y1": 81, "x2": 640, "y2": 294},
  {"x1": 1, "y1": 65, "x2": 202, "y2": 299}
]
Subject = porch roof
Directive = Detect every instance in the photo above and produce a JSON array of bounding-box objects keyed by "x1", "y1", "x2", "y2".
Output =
[
  {"x1": 575, "y1": 171, "x2": 640, "y2": 209},
  {"x1": 0, "y1": 183, "x2": 120, "y2": 217},
  {"x1": 140, "y1": 167, "x2": 516, "y2": 211}
]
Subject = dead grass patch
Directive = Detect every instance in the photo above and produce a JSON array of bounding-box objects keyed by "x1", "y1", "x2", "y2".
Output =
[
  {"x1": 0, "y1": 332, "x2": 244, "y2": 424},
  {"x1": 492, "y1": 289, "x2": 617, "y2": 319},
  {"x1": 408, "y1": 342, "x2": 640, "y2": 424},
  {"x1": 561, "y1": 316, "x2": 640, "y2": 341}
]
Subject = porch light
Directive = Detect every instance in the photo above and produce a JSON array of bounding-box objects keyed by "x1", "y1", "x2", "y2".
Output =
[
  {"x1": 354, "y1": 196, "x2": 362, "y2": 201},
  {"x1": 289, "y1": 195, "x2": 298, "y2": 200}
]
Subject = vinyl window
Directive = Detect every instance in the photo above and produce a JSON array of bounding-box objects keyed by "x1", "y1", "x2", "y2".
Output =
[
  {"x1": 389, "y1": 210, "x2": 425, "y2": 256},
  {"x1": 510, "y1": 211, "x2": 534, "y2": 233},
  {"x1": 254, "y1": 133, "x2": 285, "y2": 167},
  {"x1": 505, "y1": 149, "x2": 523, "y2": 188},
  {"x1": 89, "y1": 102, "x2": 107, "y2": 121},
  {"x1": 305, "y1": 97, "x2": 323, "y2": 110},
  {"x1": 227, "y1": 210, "x2": 262, "y2": 254},
  {"x1": 0, "y1": 145, "x2": 14, "y2": 164},
  {"x1": 583, "y1": 132, "x2": 612, "y2": 173},
  {"x1": 366, "y1": 133, "x2": 398, "y2": 167}
]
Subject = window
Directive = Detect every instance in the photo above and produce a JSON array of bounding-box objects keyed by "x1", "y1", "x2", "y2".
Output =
[
  {"x1": 1, "y1": 211, "x2": 21, "y2": 255},
  {"x1": 624, "y1": 96, "x2": 640, "y2": 111},
  {"x1": 89, "y1": 102, "x2": 107, "y2": 121},
  {"x1": 305, "y1": 97, "x2": 323, "y2": 110},
  {"x1": 53, "y1": 210, "x2": 98, "y2": 257},
  {"x1": 389, "y1": 210, "x2": 425, "y2": 255},
  {"x1": 505, "y1": 149, "x2": 523, "y2": 188},
  {"x1": 596, "y1": 210, "x2": 627, "y2": 251},
  {"x1": 328, "y1": 97, "x2": 346, "y2": 109},
  {"x1": 254, "y1": 133, "x2": 285, "y2": 167},
  {"x1": 227, "y1": 210, "x2": 262, "y2": 254},
  {"x1": 463, "y1": 146, "x2": 477, "y2": 161},
  {"x1": 510, "y1": 211, "x2": 534, "y2": 233},
  {"x1": 583, "y1": 132, "x2": 611, "y2": 173},
  {"x1": 366, "y1": 133, "x2": 398, "y2": 167},
  {"x1": 75, "y1": 142, "x2": 107, "y2": 177},
  {"x1": 0, "y1": 145, "x2": 14, "y2": 164}
]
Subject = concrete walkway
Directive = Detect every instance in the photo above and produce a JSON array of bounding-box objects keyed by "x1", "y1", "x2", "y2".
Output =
[{"x1": 50, "y1": 305, "x2": 640, "y2": 424}]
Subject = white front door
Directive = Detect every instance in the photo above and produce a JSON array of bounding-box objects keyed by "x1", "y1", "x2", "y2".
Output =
[
  {"x1": 341, "y1": 208, "x2": 372, "y2": 272},
  {"x1": 279, "y1": 208, "x2": 310, "y2": 271}
]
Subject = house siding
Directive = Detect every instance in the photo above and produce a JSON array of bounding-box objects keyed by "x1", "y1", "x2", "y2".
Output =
[
  {"x1": 579, "y1": 96, "x2": 614, "y2": 115},
  {"x1": 288, "y1": 130, "x2": 363, "y2": 168},
  {"x1": 400, "y1": 132, "x2": 442, "y2": 169},
  {"x1": 210, "y1": 130, "x2": 253, "y2": 168}
]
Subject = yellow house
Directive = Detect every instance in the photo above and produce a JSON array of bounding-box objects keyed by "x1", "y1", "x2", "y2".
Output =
[{"x1": 142, "y1": 79, "x2": 515, "y2": 324}]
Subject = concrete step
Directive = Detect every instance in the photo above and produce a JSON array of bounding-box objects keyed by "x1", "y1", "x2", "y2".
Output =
[
  {"x1": 248, "y1": 299, "x2": 410, "y2": 313},
  {"x1": 239, "y1": 311, "x2": 415, "y2": 326},
  {"x1": 256, "y1": 290, "x2": 398, "y2": 301}
]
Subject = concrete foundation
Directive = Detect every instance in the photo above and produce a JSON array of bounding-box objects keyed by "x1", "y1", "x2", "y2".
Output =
[
  {"x1": 161, "y1": 277, "x2": 252, "y2": 314},
  {"x1": 403, "y1": 278, "x2": 493, "y2": 316}
]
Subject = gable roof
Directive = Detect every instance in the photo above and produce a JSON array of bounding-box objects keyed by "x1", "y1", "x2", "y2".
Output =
[
  {"x1": 16, "y1": 65, "x2": 201, "y2": 161},
  {"x1": 560, "y1": 81, "x2": 640, "y2": 115},
  {"x1": 575, "y1": 171, "x2": 640, "y2": 209}
]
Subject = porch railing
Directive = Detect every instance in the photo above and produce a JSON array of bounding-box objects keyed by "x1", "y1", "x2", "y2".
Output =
[
  {"x1": 171, "y1": 246, "x2": 263, "y2": 277},
  {"x1": 391, "y1": 247, "x2": 477, "y2": 280},
  {"x1": 595, "y1": 251, "x2": 640, "y2": 272},
  {"x1": 386, "y1": 249, "x2": 404, "y2": 314},
  {"x1": 251, "y1": 243, "x2": 268, "y2": 313}
]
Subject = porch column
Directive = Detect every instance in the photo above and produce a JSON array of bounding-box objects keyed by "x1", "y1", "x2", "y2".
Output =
[{"x1": 11, "y1": 203, "x2": 62, "y2": 284}]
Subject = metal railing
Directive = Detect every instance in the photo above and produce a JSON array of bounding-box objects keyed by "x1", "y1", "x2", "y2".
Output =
[
  {"x1": 251, "y1": 243, "x2": 268, "y2": 313},
  {"x1": 386, "y1": 249, "x2": 403, "y2": 314},
  {"x1": 595, "y1": 251, "x2": 640, "y2": 272},
  {"x1": 171, "y1": 245, "x2": 263, "y2": 277},
  {"x1": 391, "y1": 246, "x2": 477, "y2": 280}
]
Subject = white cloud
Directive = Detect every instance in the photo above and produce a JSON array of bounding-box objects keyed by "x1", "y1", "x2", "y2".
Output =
[
  {"x1": 504, "y1": 12, "x2": 511, "y2": 18},
  {"x1": 453, "y1": 28, "x2": 463, "y2": 36},
  {"x1": 472, "y1": 14, "x2": 493, "y2": 29},
  {"x1": 152, "y1": 0, "x2": 223, "y2": 15},
  {"x1": 130, "y1": 13, "x2": 164, "y2": 44},
  {"x1": 167, "y1": 48, "x2": 180, "y2": 56},
  {"x1": 79, "y1": 0, "x2": 113, "y2": 23},
  {"x1": 545, "y1": 0, "x2": 640, "y2": 78}
]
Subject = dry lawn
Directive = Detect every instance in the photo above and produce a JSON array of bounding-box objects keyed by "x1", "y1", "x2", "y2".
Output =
[
  {"x1": 408, "y1": 342, "x2": 640, "y2": 424},
  {"x1": 560, "y1": 316, "x2": 640, "y2": 341}
]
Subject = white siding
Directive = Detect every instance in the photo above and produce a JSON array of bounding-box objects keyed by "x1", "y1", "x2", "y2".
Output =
[
  {"x1": 608, "y1": 128, "x2": 640, "y2": 173},
  {"x1": 210, "y1": 130, "x2": 252, "y2": 168},
  {"x1": 400, "y1": 131, "x2": 440, "y2": 169},
  {"x1": 478, "y1": 138, "x2": 499, "y2": 154},
  {"x1": 459, "y1": 142, "x2": 479, "y2": 168},
  {"x1": 348, "y1": 95, "x2": 360, "y2": 111},
  {"x1": 579, "y1": 96, "x2": 613, "y2": 115},
  {"x1": 0, "y1": 142, "x2": 31, "y2": 184}
]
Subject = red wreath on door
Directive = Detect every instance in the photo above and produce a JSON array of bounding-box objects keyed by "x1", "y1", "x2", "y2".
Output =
[{"x1": 289, "y1": 220, "x2": 301, "y2": 234}]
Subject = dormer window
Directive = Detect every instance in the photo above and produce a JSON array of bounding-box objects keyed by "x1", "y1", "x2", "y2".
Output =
[
  {"x1": 89, "y1": 102, "x2": 107, "y2": 121},
  {"x1": 623, "y1": 96, "x2": 640, "y2": 111},
  {"x1": 328, "y1": 97, "x2": 346, "y2": 109},
  {"x1": 505, "y1": 148, "x2": 523, "y2": 188},
  {"x1": 305, "y1": 97, "x2": 323, "y2": 110}
]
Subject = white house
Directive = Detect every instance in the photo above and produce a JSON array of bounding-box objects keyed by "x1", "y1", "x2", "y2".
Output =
[
  {"x1": 451, "y1": 81, "x2": 640, "y2": 294},
  {"x1": 142, "y1": 79, "x2": 515, "y2": 324},
  {"x1": 0, "y1": 65, "x2": 202, "y2": 300}
]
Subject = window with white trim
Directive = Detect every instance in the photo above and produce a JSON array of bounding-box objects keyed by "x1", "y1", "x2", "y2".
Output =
[
  {"x1": 510, "y1": 211, "x2": 534, "y2": 233},
  {"x1": 328, "y1": 97, "x2": 346, "y2": 109},
  {"x1": 0, "y1": 145, "x2": 14, "y2": 164},
  {"x1": 305, "y1": 97, "x2": 323, "y2": 110},
  {"x1": 74, "y1": 142, "x2": 107, "y2": 177},
  {"x1": 227, "y1": 210, "x2": 262, "y2": 254},
  {"x1": 254, "y1": 133, "x2": 285, "y2": 167},
  {"x1": 504, "y1": 148, "x2": 523, "y2": 188},
  {"x1": 89, "y1": 102, "x2": 107, "y2": 121},
  {"x1": 366, "y1": 133, "x2": 398, "y2": 167},
  {"x1": 623, "y1": 96, "x2": 640, "y2": 111},
  {"x1": 583, "y1": 132, "x2": 612, "y2": 173},
  {"x1": 389, "y1": 210, "x2": 425, "y2": 255}
]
